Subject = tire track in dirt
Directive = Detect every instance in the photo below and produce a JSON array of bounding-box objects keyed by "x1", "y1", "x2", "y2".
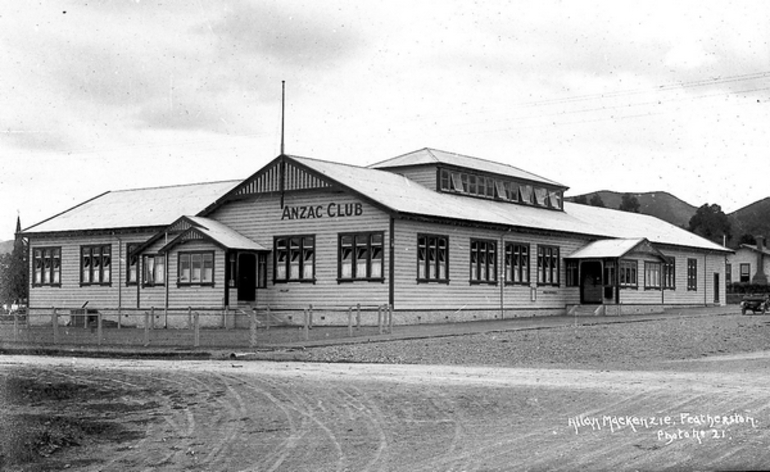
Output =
[
  {"x1": 5, "y1": 356, "x2": 770, "y2": 471},
  {"x1": 341, "y1": 383, "x2": 393, "y2": 472},
  {"x1": 225, "y1": 373, "x2": 313, "y2": 472},
  {"x1": 101, "y1": 372, "x2": 196, "y2": 472},
  {"x1": 255, "y1": 375, "x2": 347, "y2": 471}
]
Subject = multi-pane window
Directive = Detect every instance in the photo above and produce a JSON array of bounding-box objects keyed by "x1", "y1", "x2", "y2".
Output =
[
  {"x1": 604, "y1": 260, "x2": 616, "y2": 286},
  {"x1": 274, "y1": 236, "x2": 315, "y2": 282},
  {"x1": 740, "y1": 263, "x2": 750, "y2": 283},
  {"x1": 663, "y1": 257, "x2": 676, "y2": 290},
  {"x1": 687, "y1": 258, "x2": 698, "y2": 291},
  {"x1": 438, "y1": 169, "x2": 562, "y2": 209},
  {"x1": 142, "y1": 254, "x2": 165, "y2": 286},
  {"x1": 537, "y1": 245, "x2": 560, "y2": 286},
  {"x1": 470, "y1": 239, "x2": 497, "y2": 284},
  {"x1": 417, "y1": 234, "x2": 448, "y2": 282},
  {"x1": 127, "y1": 243, "x2": 139, "y2": 285},
  {"x1": 619, "y1": 260, "x2": 638, "y2": 288},
  {"x1": 565, "y1": 259, "x2": 579, "y2": 287},
  {"x1": 726, "y1": 263, "x2": 732, "y2": 285},
  {"x1": 339, "y1": 232, "x2": 384, "y2": 281},
  {"x1": 257, "y1": 253, "x2": 268, "y2": 288},
  {"x1": 81, "y1": 245, "x2": 111, "y2": 286},
  {"x1": 178, "y1": 252, "x2": 214, "y2": 286},
  {"x1": 520, "y1": 185, "x2": 533, "y2": 204},
  {"x1": 33, "y1": 247, "x2": 61, "y2": 286},
  {"x1": 645, "y1": 261, "x2": 661, "y2": 289},
  {"x1": 505, "y1": 243, "x2": 529, "y2": 285}
]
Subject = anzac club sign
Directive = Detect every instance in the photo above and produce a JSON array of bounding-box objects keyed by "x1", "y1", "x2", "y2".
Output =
[{"x1": 281, "y1": 202, "x2": 364, "y2": 220}]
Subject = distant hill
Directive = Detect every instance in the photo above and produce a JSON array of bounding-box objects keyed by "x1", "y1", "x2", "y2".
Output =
[
  {"x1": 566, "y1": 191, "x2": 698, "y2": 228},
  {"x1": 0, "y1": 240, "x2": 13, "y2": 255},
  {"x1": 728, "y1": 197, "x2": 770, "y2": 242}
]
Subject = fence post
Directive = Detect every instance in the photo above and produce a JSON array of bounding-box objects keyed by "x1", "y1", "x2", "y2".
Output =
[
  {"x1": 250, "y1": 309, "x2": 257, "y2": 348},
  {"x1": 97, "y1": 312, "x2": 103, "y2": 346},
  {"x1": 13, "y1": 311, "x2": 19, "y2": 342},
  {"x1": 348, "y1": 306, "x2": 353, "y2": 337},
  {"x1": 309, "y1": 304, "x2": 313, "y2": 330},
  {"x1": 143, "y1": 311, "x2": 150, "y2": 346},
  {"x1": 378, "y1": 305, "x2": 383, "y2": 335},
  {"x1": 188, "y1": 306, "x2": 192, "y2": 329},
  {"x1": 265, "y1": 306, "x2": 270, "y2": 331},
  {"x1": 303, "y1": 308, "x2": 309, "y2": 341},
  {"x1": 151, "y1": 307, "x2": 156, "y2": 329},
  {"x1": 356, "y1": 303, "x2": 361, "y2": 330},
  {"x1": 388, "y1": 304, "x2": 393, "y2": 333},
  {"x1": 117, "y1": 306, "x2": 122, "y2": 329},
  {"x1": 223, "y1": 306, "x2": 229, "y2": 330},
  {"x1": 52, "y1": 308, "x2": 59, "y2": 345},
  {"x1": 193, "y1": 311, "x2": 200, "y2": 348}
]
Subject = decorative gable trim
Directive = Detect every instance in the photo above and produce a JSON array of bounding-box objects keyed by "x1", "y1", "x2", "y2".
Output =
[{"x1": 234, "y1": 159, "x2": 331, "y2": 197}]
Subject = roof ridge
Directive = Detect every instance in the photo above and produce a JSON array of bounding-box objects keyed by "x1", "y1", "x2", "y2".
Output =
[
  {"x1": 289, "y1": 154, "x2": 391, "y2": 173},
  {"x1": 112, "y1": 179, "x2": 242, "y2": 193},
  {"x1": 427, "y1": 148, "x2": 559, "y2": 184}
]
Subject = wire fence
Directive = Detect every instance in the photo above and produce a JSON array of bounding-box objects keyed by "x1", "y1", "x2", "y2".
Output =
[{"x1": 0, "y1": 304, "x2": 394, "y2": 350}]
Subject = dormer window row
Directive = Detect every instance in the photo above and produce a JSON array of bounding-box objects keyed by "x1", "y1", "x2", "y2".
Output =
[{"x1": 438, "y1": 168, "x2": 563, "y2": 210}]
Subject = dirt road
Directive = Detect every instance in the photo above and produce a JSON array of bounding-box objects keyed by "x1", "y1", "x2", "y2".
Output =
[{"x1": 2, "y1": 353, "x2": 770, "y2": 471}]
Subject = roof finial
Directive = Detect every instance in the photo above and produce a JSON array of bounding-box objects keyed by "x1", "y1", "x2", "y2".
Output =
[{"x1": 280, "y1": 80, "x2": 286, "y2": 155}]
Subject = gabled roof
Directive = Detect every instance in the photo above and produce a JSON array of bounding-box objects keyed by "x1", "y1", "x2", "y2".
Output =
[
  {"x1": 369, "y1": 147, "x2": 566, "y2": 188},
  {"x1": 158, "y1": 217, "x2": 267, "y2": 253},
  {"x1": 289, "y1": 155, "x2": 730, "y2": 253},
  {"x1": 23, "y1": 180, "x2": 242, "y2": 234},
  {"x1": 567, "y1": 238, "x2": 667, "y2": 260}
]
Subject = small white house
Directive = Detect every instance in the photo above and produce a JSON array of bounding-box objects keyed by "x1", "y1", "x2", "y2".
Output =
[{"x1": 726, "y1": 236, "x2": 769, "y2": 286}]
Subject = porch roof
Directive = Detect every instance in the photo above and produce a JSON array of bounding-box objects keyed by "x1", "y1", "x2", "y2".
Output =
[
  {"x1": 158, "y1": 216, "x2": 268, "y2": 253},
  {"x1": 567, "y1": 238, "x2": 665, "y2": 259}
]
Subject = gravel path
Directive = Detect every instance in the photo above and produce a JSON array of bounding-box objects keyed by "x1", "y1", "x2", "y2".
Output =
[{"x1": 301, "y1": 313, "x2": 770, "y2": 369}]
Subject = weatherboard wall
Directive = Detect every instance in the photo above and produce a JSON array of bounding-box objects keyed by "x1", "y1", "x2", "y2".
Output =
[
  {"x1": 390, "y1": 219, "x2": 588, "y2": 317},
  {"x1": 209, "y1": 189, "x2": 391, "y2": 310},
  {"x1": 27, "y1": 232, "x2": 155, "y2": 310},
  {"x1": 615, "y1": 247, "x2": 725, "y2": 307},
  {"x1": 727, "y1": 247, "x2": 770, "y2": 284},
  {"x1": 382, "y1": 166, "x2": 438, "y2": 190}
]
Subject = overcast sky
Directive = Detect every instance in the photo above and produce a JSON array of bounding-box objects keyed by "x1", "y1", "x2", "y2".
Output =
[{"x1": 2, "y1": 0, "x2": 769, "y2": 241}]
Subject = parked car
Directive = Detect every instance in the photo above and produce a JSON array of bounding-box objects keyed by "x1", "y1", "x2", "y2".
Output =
[{"x1": 741, "y1": 295, "x2": 770, "y2": 315}]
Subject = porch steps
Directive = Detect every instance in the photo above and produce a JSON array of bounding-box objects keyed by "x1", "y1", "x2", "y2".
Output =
[
  {"x1": 567, "y1": 304, "x2": 605, "y2": 316},
  {"x1": 231, "y1": 305, "x2": 294, "y2": 327}
]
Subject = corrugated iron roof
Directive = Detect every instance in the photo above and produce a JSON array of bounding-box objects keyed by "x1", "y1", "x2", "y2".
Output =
[
  {"x1": 567, "y1": 238, "x2": 649, "y2": 259},
  {"x1": 23, "y1": 180, "x2": 241, "y2": 234},
  {"x1": 738, "y1": 244, "x2": 770, "y2": 256},
  {"x1": 22, "y1": 151, "x2": 732, "y2": 255},
  {"x1": 292, "y1": 155, "x2": 730, "y2": 253},
  {"x1": 369, "y1": 148, "x2": 566, "y2": 188},
  {"x1": 184, "y1": 216, "x2": 267, "y2": 252}
]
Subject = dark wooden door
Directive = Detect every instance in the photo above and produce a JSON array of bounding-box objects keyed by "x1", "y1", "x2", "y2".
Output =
[
  {"x1": 581, "y1": 261, "x2": 603, "y2": 304},
  {"x1": 238, "y1": 253, "x2": 257, "y2": 302}
]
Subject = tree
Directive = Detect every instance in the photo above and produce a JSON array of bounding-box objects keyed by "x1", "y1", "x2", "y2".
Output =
[
  {"x1": 688, "y1": 204, "x2": 732, "y2": 245},
  {"x1": 0, "y1": 217, "x2": 28, "y2": 307},
  {"x1": 589, "y1": 193, "x2": 605, "y2": 208},
  {"x1": 738, "y1": 234, "x2": 757, "y2": 246},
  {"x1": 619, "y1": 193, "x2": 640, "y2": 213}
]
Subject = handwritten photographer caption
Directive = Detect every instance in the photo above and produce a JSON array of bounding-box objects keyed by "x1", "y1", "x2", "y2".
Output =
[{"x1": 567, "y1": 413, "x2": 758, "y2": 445}]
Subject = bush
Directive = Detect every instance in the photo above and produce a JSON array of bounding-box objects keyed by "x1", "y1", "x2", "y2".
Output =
[{"x1": 728, "y1": 282, "x2": 770, "y2": 294}]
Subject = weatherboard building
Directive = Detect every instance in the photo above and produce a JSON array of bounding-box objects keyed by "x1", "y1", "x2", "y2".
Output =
[{"x1": 21, "y1": 148, "x2": 730, "y2": 327}]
